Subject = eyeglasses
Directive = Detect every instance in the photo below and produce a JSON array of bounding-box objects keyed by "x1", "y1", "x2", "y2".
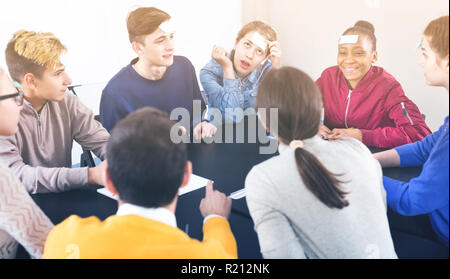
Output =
[{"x1": 0, "y1": 88, "x2": 24, "y2": 106}]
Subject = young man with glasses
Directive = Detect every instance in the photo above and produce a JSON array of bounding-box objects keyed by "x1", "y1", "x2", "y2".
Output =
[
  {"x1": 0, "y1": 30, "x2": 110, "y2": 194},
  {"x1": 0, "y1": 88, "x2": 23, "y2": 106},
  {"x1": 0, "y1": 68, "x2": 54, "y2": 259}
]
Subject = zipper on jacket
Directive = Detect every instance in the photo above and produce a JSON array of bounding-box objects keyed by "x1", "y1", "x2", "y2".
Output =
[
  {"x1": 401, "y1": 102, "x2": 414, "y2": 125},
  {"x1": 320, "y1": 107, "x2": 325, "y2": 125},
  {"x1": 344, "y1": 90, "x2": 353, "y2": 128},
  {"x1": 37, "y1": 113, "x2": 43, "y2": 145}
]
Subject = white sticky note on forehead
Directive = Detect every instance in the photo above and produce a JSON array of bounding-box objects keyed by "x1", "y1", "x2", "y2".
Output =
[
  {"x1": 339, "y1": 35, "x2": 359, "y2": 44},
  {"x1": 416, "y1": 39, "x2": 423, "y2": 50},
  {"x1": 159, "y1": 20, "x2": 176, "y2": 34},
  {"x1": 250, "y1": 32, "x2": 268, "y2": 50}
]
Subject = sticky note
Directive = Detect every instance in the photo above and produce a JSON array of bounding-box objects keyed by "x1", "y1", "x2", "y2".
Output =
[
  {"x1": 416, "y1": 39, "x2": 423, "y2": 50},
  {"x1": 159, "y1": 20, "x2": 176, "y2": 35},
  {"x1": 250, "y1": 32, "x2": 268, "y2": 51},
  {"x1": 339, "y1": 35, "x2": 359, "y2": 44}
]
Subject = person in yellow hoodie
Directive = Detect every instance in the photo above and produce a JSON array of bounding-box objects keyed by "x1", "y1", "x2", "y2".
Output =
[{"x1": 42, "y1": 107, "x2": 237, "y2": 259}]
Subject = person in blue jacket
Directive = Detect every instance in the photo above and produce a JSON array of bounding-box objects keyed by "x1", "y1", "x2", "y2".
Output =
[{"x1": 374, "y1": 15, "x2": 449, "y2": 248}]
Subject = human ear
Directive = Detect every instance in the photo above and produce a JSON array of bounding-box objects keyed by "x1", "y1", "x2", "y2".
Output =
[
  {"x1": 23, "y1": 73, "x2": 37, "y2": 91},
  {"x1": 437, "y1": 55, "x2": 449, "y2": 73},
  {"x1": 179, "y1": 161, "x2": 192, "y2": 189},
  {"x1": 104, "y1": 166, "x2": 118, "y2": 195},
  {"x1": 372, "y1": 50, "x2": 378, "y2": 63},
  {"x1": 131, "y1": 41, "x2": 144, "y2": 56}
]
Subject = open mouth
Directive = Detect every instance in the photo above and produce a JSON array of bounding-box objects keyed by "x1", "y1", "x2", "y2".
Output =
[{"x1": 240, "y1": 60, "x2": 250, "y2": 70}]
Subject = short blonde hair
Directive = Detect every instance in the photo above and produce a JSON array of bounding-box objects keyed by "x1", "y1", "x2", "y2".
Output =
[{"x1": 5, "y1": 30, "x2": 66, "y2": 82}]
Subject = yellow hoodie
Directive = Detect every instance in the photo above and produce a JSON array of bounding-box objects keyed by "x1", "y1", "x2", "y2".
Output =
[{"x1": 42, "y1": 214, "x2": 237, "y2": 259}]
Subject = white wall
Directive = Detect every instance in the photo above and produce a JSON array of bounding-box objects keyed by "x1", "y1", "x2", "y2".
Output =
[
  {"x1": 1, "y1": 0, "x2": 242, "y2": 85},
  {"x1": 1, "y1": 0, "x2": 242, "y2": 164},
  {"x1": 243, "y1": 0, "x2": 449, "y2": 132}
]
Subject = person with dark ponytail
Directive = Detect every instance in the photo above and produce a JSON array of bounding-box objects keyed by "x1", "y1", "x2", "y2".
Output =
[
  {"x1": 317, "y1": 20, "x2": 431, "y2": 148},
  {"x1": 245, "y1": 67, "x2": 397, "y2": 259}
]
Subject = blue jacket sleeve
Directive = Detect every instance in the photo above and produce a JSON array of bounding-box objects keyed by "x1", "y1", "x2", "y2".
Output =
[
  {"x1": 383, "y1": 119, "x2": 449, "y2": 216},
  {"x1": 199, "y1": 60, "x2": 241, "y2": 114},
  {"x1": 394, "y1": 119, "x2": 447, "y2": 167}
]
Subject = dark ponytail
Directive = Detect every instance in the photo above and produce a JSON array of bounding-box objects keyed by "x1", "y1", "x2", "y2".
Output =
[
  {"x1": 257, "y1": 67, "x2": 349, "y2": 209},
  {"x1": 294, "y1": 148, "x2": 349, "y2": 209}
]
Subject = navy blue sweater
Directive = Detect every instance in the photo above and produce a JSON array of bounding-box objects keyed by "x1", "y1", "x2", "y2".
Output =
[
  {"x1": 100, "y1": 56, "x2": 205, "y2": 131},
  {"x1": 383, "y1": 116, "x2": 449, "y2": 247}
]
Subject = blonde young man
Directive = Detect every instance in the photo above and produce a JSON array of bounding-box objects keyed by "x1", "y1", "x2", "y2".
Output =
[
  {"x1": 0, "y1": 30, "x2": 109, "y2": 193},
  {"x1": 99, "y1": 7, "x2": 217, "y2": 140}
]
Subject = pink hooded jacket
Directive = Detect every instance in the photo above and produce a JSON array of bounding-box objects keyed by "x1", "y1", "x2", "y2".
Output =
[{"x1": 317, "y1": 65, "x2": 431, "y2": 148}]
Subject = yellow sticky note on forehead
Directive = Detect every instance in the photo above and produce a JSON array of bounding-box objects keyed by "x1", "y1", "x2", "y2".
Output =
[{"x1": 250, "y1": 32, "x2": 267, "y2": 50}]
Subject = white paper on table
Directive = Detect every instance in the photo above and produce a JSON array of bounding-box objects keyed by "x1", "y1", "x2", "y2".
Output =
[
  {"x1": 229, "y1": 188, "x2": 246, "y2": 200},
  {"x1": 178, "y1": 174, "x2": 210, "y2": 196},
  {"x1": 96, "y1": 174, "x2": 211, "y2": 200},
  {"x1": 97, "y1": 187, "x2": 118, "y2": 200}
]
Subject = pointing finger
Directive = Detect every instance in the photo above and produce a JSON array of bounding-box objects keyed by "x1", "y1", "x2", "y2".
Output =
[{"x1": 205, "y1": 180, "x2": 214, "y2": 195}]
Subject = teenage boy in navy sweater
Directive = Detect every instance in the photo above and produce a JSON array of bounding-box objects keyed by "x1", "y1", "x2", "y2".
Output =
[{"x1": 100, "y1": 7, "x2": 217, "y2": 140}]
